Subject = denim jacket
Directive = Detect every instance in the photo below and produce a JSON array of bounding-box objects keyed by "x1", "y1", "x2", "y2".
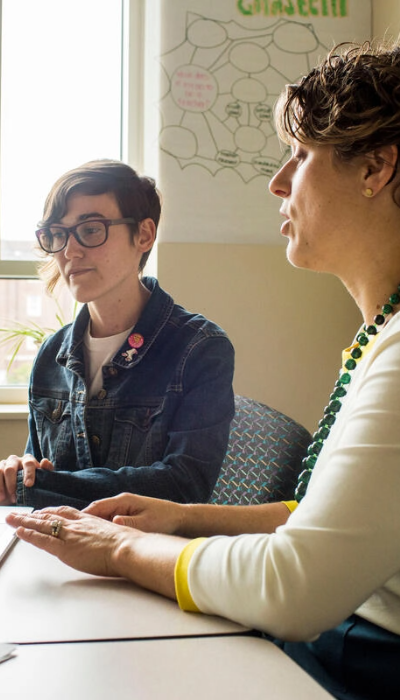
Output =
[{"x1": 17, "y1": 277, "x2": 234, "y2": 509}]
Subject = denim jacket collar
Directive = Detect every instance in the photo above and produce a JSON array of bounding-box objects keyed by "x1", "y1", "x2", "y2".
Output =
[{"x1": 56, "y1": 277, "x2": 175, "y2": 372}]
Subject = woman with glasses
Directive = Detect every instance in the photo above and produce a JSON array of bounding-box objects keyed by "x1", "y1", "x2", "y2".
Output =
[{"x1": 0, "y1": 160, "x2": 234, "y2": 509}]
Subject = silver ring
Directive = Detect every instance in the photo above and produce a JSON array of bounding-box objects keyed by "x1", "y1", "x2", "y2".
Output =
[{"x1": 50, "y1": 520, "x2": 62, "y2": 538}]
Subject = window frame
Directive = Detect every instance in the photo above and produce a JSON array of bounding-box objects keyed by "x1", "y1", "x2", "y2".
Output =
[{"x1": 0, "y1": 0, "x2": 157, "y2": 403}]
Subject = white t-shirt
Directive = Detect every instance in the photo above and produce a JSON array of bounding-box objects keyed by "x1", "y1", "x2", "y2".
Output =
[
  {"x1": 186, "y1": 312, "x2": 400, "y2": 642},
  {"x1": 83, "y1": 325, "x2": 131, "y2": 399}
]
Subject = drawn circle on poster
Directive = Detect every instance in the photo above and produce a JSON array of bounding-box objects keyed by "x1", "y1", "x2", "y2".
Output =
[
  {"x1": 273, "y1": 22, "x2": 318, "y2": 53},
  {"x1": 226, "y1": 101, "x2": 243, "y2": 118},
  {"x1": 171, "y1": 65, "x2": 218, "y2": 113},
  {"x1": 230, "y1": 43, "x2": 270, "y2": 73},
  {"x1": 216, "y1": 150, "x2": 241, "y2": 167},
  {"x1": 232, "y1": 77, "x2": 267, "y2": 103},
  {"x1": 254, "y1": 103, "x2": 273, "y2": 121},
  {"x1": 251, "y1": 156, "x2": 281, "y2": 177},
  {"x1": 235, "y1": 126, "x2": 266, "y2": 153},
  {"x1": 188, "y1": 19, "x2": 227, "y2": 48},
  {"x1": 160, "y1": 126, "x2": 197, "y2": 159}
]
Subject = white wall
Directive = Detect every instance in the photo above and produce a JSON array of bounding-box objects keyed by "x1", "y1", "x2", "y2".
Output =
[{"x1": 158, "y1": 1, "x2": 400, "y2": 432}]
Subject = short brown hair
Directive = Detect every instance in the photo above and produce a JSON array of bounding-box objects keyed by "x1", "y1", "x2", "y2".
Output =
[
  {"x1": 275, "y1": 40, "x2": 400, "y2": 161},
  {"x1": 38, "y1": 160, "x2": 161, "y2": 292}
]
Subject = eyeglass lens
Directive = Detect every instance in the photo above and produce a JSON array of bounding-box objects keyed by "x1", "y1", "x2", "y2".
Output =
[{"x1": 38, "y1": 221, "x2": 107, "y2": 253}]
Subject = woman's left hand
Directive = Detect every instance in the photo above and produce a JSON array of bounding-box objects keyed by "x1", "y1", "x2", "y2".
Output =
[{"x1": 5, "y1": 506, "x2": 141, "y2": 578}]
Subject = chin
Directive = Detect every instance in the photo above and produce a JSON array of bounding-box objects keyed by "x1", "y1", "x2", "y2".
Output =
[
  {"x1": 285, "y1": 241, "x2": 317, "y2": 272},
  {"x1": 67, "y1": 286, "x2": 92, "y2": 305},
  {"x1": 286, "y1": 244, "x2": 305, "y2": 270}
]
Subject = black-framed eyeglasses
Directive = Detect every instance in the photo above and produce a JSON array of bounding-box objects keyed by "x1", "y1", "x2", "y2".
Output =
[{"x1": 35, "y1": 218, "x2": 138, "y2": 254}]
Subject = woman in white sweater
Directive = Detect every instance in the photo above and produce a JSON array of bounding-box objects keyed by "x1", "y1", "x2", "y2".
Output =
[{"x1": 7, "y1": 41, "x2": 400, "y2": 699}]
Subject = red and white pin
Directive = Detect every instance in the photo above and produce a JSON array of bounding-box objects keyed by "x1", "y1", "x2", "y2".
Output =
[
  {"x1": 128, "y1": 333, "x2": 144, "y2": 349},
  {"x1": 122, "y1": 333, "x2": 144, "y2": 362}
]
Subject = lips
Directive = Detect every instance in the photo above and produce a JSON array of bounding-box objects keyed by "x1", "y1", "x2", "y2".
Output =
[
  {"x1": 279, "y1": 211, "x2": 290, "y2": 236},
  {"x1": 67, "y1": 267, "x2": 93, "y2": 279}
]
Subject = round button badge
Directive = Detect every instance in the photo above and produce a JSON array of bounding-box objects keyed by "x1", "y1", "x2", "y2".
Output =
[{"x1": 128, "y1": 333, "x2": 144, "y2": 349}]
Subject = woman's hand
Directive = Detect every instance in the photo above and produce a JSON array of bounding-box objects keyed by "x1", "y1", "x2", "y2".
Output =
[
  {"x1": 83, "y1": 492, "x2": 185, "y2": 535},
  {"x1": 5, "y1": 506, "x2": 138, "y2": 577},
  {"x1": 6, "y1": 506, "x2": 188, "y2": 600},
  {"x1": 0, "y1": 454, "x2": 54, "y2": 504},
  {"x1": 83, "y1": 494, "x2": 292, "y2": 538}
]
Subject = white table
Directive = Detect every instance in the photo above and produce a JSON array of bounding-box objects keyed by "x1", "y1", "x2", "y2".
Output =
[
  {"x1": 0, "y1": 635, "x2": 333, "y2": 699},
  {"x1": 0, "y1": 538, "x2": 246, "y2": 644}
]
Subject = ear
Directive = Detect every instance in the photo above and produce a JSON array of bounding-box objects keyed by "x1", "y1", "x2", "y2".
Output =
[
  {"x1": 362, "y1": 144, "x2": 398, "y2": 196},
  {"x1": 135, "y1": 218, "x2": 156, "y2": 252}
]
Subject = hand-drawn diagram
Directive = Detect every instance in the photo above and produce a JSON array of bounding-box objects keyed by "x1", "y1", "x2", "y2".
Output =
[{"x1": 159, "y1": 13, "x2": 329, "y2": 182}]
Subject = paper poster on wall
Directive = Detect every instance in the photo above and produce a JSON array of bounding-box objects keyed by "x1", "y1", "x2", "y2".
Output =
[{"x1": 156, "y1": 0, "x2": 372, "y2": 244}]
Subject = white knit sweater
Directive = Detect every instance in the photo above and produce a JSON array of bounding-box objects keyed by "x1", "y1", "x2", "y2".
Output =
[{"x1": 186, "y1": 313, "x2": 400, "y2": 642}]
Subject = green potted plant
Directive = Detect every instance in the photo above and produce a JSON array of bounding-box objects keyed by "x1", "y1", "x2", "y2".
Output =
[{"x1": 0, "y1": 296, "x2": 78, "y2": 377}]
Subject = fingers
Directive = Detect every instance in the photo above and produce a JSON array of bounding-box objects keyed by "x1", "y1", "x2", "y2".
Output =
[
  {"x1": 113, "y1": 515, "x2": 137, "y2": 528},
  {"x1": 6, "y1": 511, "x2": 65, "y2": 557},
  {"x1": 6, "y1": 510, "x2": 59, "y2": 531},
  {"x1": 6, "y1": 510, "x2": 63, "y2": 544},
  {"x1": 39, "y1": 458, "x2": 55, "y2": 472},
  {"x1": 0, "y1": 454, "x2": 40, "y2": 502},
  {"x1": 0, "y1": 454, "x2": 55, "y2": 502},
  {"x1": 0, "y1": 460, "x2": 9, "y2": 503},
  {"x1": 37, "y1": 505, "x2": 82, "y2": 521},
  {"x1": 6, "y1": 509, "x2": 80, "y2": 538},
  {"x1": 21, "y1": 454, "x2": 41, "y2": 488},
  {"x1": 6, "y1": 509, "x2": 127, "y2": 578},
  {"x1": 14, "y1": 524, "x2": 62, "y2": 555},
  {"x1": 83, "y1": 496, "x2": 118, "y2": 518},
  {"x1": 83, "y1": 493, "x2": 138, "y2": 519},
  {"x1": 22, "y1": 454, "x2": 54, "y2": 487},
  {"x1": 0, "y1": 455, "x2": 22, "y2": 503}
]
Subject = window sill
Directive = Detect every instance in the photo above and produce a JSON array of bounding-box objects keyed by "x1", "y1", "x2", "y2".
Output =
[{"x1": 0, "y1": 404, "x2": 28, "y2": 420}]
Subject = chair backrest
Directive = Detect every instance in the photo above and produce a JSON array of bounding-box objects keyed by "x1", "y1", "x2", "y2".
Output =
[{"x1": 210, "y1": 395, "x2": 312, "y2": 505}]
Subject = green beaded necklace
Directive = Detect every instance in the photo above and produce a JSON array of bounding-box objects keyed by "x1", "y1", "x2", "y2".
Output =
[{"x1": 295, "y1": 286, "x2": 400, "y2": 502}]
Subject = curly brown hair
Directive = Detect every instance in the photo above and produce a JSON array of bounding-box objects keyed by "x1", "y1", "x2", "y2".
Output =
[
  {"x1": 38, "y1": 160, "x2": 161, "y2": 293},
  {"x1": 275, "y1": 40, "x2": 400, "y2": 161}
]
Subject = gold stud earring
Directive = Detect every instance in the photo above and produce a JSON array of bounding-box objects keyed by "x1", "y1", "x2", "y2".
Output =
[{"x1": 364, "y1": 188, "x2": 373, "y2": 197}]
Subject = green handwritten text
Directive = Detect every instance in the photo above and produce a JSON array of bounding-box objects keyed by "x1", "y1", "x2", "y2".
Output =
[{"x1": 237, "y1": 0, "x2": 348, "y2": 17}]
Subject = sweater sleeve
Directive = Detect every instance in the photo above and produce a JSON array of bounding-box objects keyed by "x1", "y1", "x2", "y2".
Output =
[
  {"x1": 175, "y1": 538, "x2": 207, "y2": 612},
  {"x1": 182, "y1": 321, "x2": 400, "y2": 642}
]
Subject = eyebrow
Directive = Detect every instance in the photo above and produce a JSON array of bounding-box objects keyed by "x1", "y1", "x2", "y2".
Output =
[
  {"x1": 76, "y1": 212, "x2": 107, "y2": 221},
  {"x1": 56, "y1": 212, "x2": 109, "y2": 227}
]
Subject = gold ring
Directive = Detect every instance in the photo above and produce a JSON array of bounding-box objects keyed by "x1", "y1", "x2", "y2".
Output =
[{"x1": 50, "y1": 520, "x2": 62, "y2": 538}]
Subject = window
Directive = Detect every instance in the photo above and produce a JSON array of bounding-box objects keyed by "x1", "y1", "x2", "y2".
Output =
[
  {"x1": 26, "y1": 295, "x2": 42, "y2": 318},
  {"x1": 0, "y1": 0, "x2": 160, "y2": 399},
  {"x1": 0, "y1": 0, "x2": 123, "y2": 270}
]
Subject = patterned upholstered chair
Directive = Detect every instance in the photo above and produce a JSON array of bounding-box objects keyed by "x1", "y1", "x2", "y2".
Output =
[{"x1": 210, "y1": 395, "x2": 312, "y2": 505}]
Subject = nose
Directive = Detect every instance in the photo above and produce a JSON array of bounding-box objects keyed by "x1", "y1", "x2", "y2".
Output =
[
  {"x1": 62, "y1": 231, "x2": 84, "y2": 259},
  {"x1": 269, "y1": 161, "x2": 291, "y2": 198}
]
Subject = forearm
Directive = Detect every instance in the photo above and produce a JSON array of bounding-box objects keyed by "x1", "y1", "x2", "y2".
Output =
[
  {"x1": 112, "y1": 530, "x2": 188, "y2": 600},
  {"x1": 176, "y1": 501, "x2": 291, "y2": 537}
]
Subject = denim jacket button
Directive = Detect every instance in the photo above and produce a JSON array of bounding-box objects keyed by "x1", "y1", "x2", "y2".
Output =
[
  {"x1": 97, "y1": 389, "x2": 107, "y2": 400},
  {"x1": 91, "y1": 435, "x2": 101, "y2": 447},
  {"x1": 108, "y1": 367, "x2": 118, "y2": 377}
]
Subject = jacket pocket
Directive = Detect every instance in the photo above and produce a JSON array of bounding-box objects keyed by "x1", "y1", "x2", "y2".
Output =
[
  {"x1": 103, "y1": 399, "x2": 166, "y2": 469},
  {"x1": 29, "y1": 397, "x2": 76, "y2": 469}
]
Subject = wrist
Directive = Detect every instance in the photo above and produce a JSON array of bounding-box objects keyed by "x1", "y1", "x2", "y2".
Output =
[
  {"x1": 111, "y1": 528, "x2": 145, "y2": 579},
  {"x1": 175, "y1": 503, "x2": 200, "y2": 537},
  {"x1": 112, "y1": 529, "x2": 186, "y2": 600}
]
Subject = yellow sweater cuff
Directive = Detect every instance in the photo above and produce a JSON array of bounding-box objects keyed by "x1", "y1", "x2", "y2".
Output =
[
  {"x1": 174, "y1": 538, "x2": 207, "y2": 612},
  {"x1": 281, "y1": 500, "x2": 298, "y2": 513}
]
